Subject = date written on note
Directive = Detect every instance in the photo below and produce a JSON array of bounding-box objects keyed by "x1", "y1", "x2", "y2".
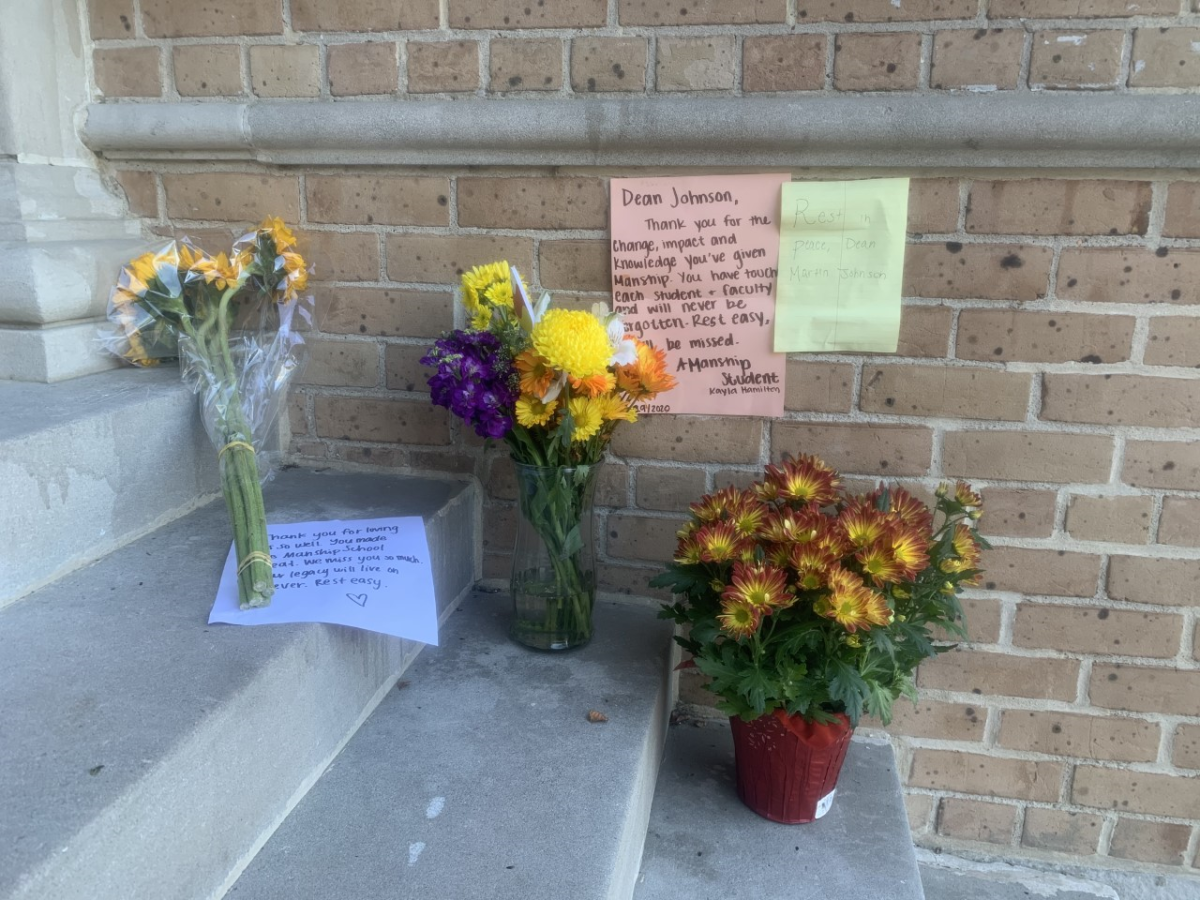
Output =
[
  {"x1": 609, "y1": 174, "x2": 789, "y2": 417},
  {"x1": 208, "y1": 516, "x2": 440, "y2": 645}
]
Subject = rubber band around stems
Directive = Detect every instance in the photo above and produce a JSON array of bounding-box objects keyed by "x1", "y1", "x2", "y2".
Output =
[
  {"x1": 237, "y1": 551, "x2": 273, "y2": 576},
  {"x1": 219, "y1": 440, "x2": 256, "y2": 459}
]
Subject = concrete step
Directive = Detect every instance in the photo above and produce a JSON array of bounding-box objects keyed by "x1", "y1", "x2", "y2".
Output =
[
  {"x1": 0, "y1": 467, "x2": 479, "y2": 900},
  {"x1": 0, "y1": 367, "x2": 219, "y2": 607},
  {"x1": 634, "y1": 721, "x2": 925, "y2": 900},
  {"x1": 224, "y1": 591, "x2": 675, "y2": 900}
]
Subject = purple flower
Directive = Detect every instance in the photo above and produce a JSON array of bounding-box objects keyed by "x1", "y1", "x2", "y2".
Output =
[{"x1": 421, "y1": 330, "x2": 517, "y2": 439}]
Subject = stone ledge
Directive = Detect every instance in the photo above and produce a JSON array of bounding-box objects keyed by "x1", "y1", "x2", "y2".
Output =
[{"x1": 82, "y1": 95, "x2": 1200, "y2": 169}]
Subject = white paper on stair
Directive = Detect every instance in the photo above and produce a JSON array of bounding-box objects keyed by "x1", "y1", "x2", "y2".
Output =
[{"x1": 208, "y1": 516, "x2": 439, "y2": 645}]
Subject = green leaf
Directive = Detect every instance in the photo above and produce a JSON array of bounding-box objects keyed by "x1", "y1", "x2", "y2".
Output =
[{"x1": 561, "y1": 524, "x2": 583, "y2": 558}]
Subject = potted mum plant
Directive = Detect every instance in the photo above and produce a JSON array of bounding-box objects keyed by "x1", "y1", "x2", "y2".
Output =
[
  {"x1": 423, "y1": 262, "x2": 676, "y2": 651},
  {"x1": 653, "y1": 455, "x2": 985, "y2": 824}
]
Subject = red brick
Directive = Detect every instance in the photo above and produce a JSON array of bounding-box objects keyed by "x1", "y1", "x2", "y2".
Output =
[
  {"x1": 407, "y1": 41, "x2": 479, "y2": 93},
  {"x1": 163, "y1": 173, "x2": 299, "y2": 222},
  {"x1": 772, "y1": 423, "x2": 932, "y2": 477},
  {"x1": 1073, "y1": 765, "x2": 1200, "y2": 818},
  {"x1": 895, "y1": 305, "x2": 953, "y2": 357},
  {"x1": 317, "y1": 286, "x2": 451, "y2": 338},
  {"x1": 249, "y1": 45, "x2": 321, "y2": 98},
  {"x1": 385, "y1": 234, "x2": 534, "y2": 285},
  {"x1": 598, "y1": 562, "x2": 672, "y2": 600},
  {"x1": 909, "y1": 179, "x2": 961, "y2": 234},
  {"x1": 977, "y1": 488, "x2": 1057, "y2": 539},
  {"x1": 594, "y1": 463, "x2": 631, "y2": 508},
  {"x1": 570, "y1": 37, "x2": 647, "y2": 92},
  {"x1": 1057, "y1": 248, "x2": 1200, "y2": 306},
  {"x1": 328, "y1": 42, "x2": 399, "y2": 96},
  {"x1": 784, "y1": 361, "x2": 854, "y2": 413},
  {"x1": 656, "y1": 37, "x2": 736, "y2": 91},
  {"x1": 1109, "y1": 818, "x2": 1192, "y2": 865},
  {"x1": 883, "y1": 699, "x2": 986, "y2": 741},
  {"x1": 452, "y1": 0, "x2": 606, "y2": 28},
  {"x1": 1065, "y1": 495, "x2": 1151, "y2": 544},
  {"x1": 1015, "y1": 604, "x2": 1180, "y2": 658},
  {"x1": 1029, "y1": 31, "x2": 1124, "y2": 90},
  {"x1": 956, "y1": 596, "x2": 1003, "y2": 645},
  {"x1": 905, "y1": 794, "x2": 936, "y2": 834},
  {"x1": 931, "y1": 29, "x2": 1024, "y2": 91},
  {"x1": 743, "y1": 35, "x2": 826, "y2": 92},
  {"x1": 990, "y1": 0, "x2": 1174, "y2": 14},
  {"x1": 918, "y1": 649, "x2": 1080, "y2": 701},
  {"x1": 1162, "y1": 182, "x2": 1200, "y2": 238},
  {"x1": 173, "y1": 45, "x2": 243, "y2": 97},
  {"x1": 834, "y1": 33, "x2": 922, "y2": 91},
  {"x1": 1145, "y1": 317, "x2": 1200, "y2": 368},
  {"x1": 800, "y1": 0, "x2": 975, "y2": 21},
  {"x1": 1041, "y1": 374, "x2": 1200, "y2": 429},
  {"x1": 299, "y1": 339, "x2": 379, "y2": 388},
  {"x1": 1130, "y1": 28, "x2": 1200, "y2": 89},
  {"x1": 618, "y1": 0, "x2": 785, "y2": 25},
  {"x1": 94, "y1": 48, "x2": 162, "y2": 99},
  {"x1": 314, "y1": 396, "x2": 449, "y2": 444},
  {"x1": 458, "y1": 177, "x2": 607, "y2": 230},
  {"x1": 982, "y1": 547, "x2": 1100, "y2": 598},
  {"x1": 292, "y1": 0, "x2": 438, "y2": 31},
  {"x1": 942, "y1": 431, "x2": 1113, "y2": 484},
  {"x1": 613, "y1": 415, "x2": 763, "y2": 464},
  {"x1": 1021, "y1": 809, "x2": 1103, "y2": 855},
  {"x1": 142, "y1": 0, "x2": 281, "y2": 36},
  {"x1": 966, "y1": 180, "x2": 1150, "y2": 236},
  {"x1": 1108, "y1": 556, "x2": 1200, "y2": 609},
  {"x1": 1158, "y1": 498, "x2": 1200, "y2": 547},
  {"x1": 539, "y1": 240, "x2": 609, "y2": 291},
  {"x1": 910, "y1": 749, "x2": 1062, "y2": 802},
  {"x1": 490, "y1": 38, "x2": 562, "y2": 92},
  {"x1": 1122, "y1": 441, "x2": 1200, "y2": 490},
  {"x1": 635, "y1": 466, "x2": 707, "y2": 512},
  {"x1": 606, "y1": 512, "x2": 688, "y2": 563},
  {"x1": 88, "y1": 0, "x2": 134, "y2": 38},
  {"x1": 1090, "y1": 663, "x2": 1200, "y2": 716},
  {"x1": 937, "y1": 798, "x2": 1016, "y2": 845},
  {"x1": 905, "y1": 243, "x2": 1052, "y2": 302},
  {"x1": 384, "y1": 344, "x2": 432, "y2": 393},
  {"x1": 860, "y1": 365, "x2": 1031, "y2": 421},
  {"x1": 301, "y1": 231, "x2": 380, "y2": 283},
  {"x1": 307, "y1": 175, "x2": 449, "y2": 227},
  {"x1": 1174, "y1": 723, "x2": 1200, "y2": 769},
  {"x1": 956, "y1": 309, "x2": 1134, "y2": 364},
  {"x1": 114, "y1": 171, "x2": 157, "y2": 218}
]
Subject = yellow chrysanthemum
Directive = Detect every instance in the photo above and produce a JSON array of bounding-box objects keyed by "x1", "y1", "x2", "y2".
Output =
[
  {"x1": 259, "y1": 216, "x2": 297, "y2": 251},
  {"x1": 461, "y1": 261, "x2": 511, "y2": 328},
  {"x1": 593, "y1": 393, "x2": 637, "y2": 423},
  {"x1": 515, "y1": 395, "x2": 558, "y2": 428},
  {"x1": 532, "y1": 309, "x2": 612, "y2": 380},
  {"x1": 568, "y1": 395, "x2": 604, "y2": 443}
]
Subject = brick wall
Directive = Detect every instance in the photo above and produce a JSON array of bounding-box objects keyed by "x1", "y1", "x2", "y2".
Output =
[{"x1": 88, "y1": 0, "x2": 1200, "y2": 876}]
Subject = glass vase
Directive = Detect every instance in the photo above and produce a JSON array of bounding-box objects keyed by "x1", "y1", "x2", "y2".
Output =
[{"x1": 509, "y1": 461, "x2": 599, "y2": 651}]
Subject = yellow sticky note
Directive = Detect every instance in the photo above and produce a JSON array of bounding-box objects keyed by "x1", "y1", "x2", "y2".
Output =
[{"x1": 774, "y1": 178, "x2": 910, "y2": 353}]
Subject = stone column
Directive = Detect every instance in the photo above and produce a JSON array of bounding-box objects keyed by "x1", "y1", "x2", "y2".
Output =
[{"x1": 0, "y1": 0, "x2": 143, "y2": 382}]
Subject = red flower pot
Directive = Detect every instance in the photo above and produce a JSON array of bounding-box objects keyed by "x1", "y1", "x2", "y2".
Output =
[{"x1": 729, "y1": 710, "x2": 854, "y2": 824}]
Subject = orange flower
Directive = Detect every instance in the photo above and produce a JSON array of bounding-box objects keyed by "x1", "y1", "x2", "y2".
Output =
[
  {"x1": 673, "y1": 536, "x2": 703, "y2": 566},
  {"x1": 863, "y1": 589, "x2": 894, "y2": 627},
  {"x1": 717, "y1": 599, "x2": 761, "y2": 638},
  {"x1": 570, "y1": 370, "x2": 616, "y2": 397},
  {"x1": 727, "y1": 493, "x2": 769, "y2": 539},
  {"x1": 722, "y1": 562, "x2": 793, "y2": 612},
  {"x1": 941, "y1": 524, "x2": 983, "y2": 584},
  {"x1": 822, "y1": 567, "x2": 877, "y2": 633},
  {"x1": 856, "y1": 541, "x2": 904, "y2": 587},
  {"x1": 876, "y1": 486, "x2": 934, "y2": 534},
  {"x1": 758, "y1": 506, "x2": 823, "y2": 544},
  {"x1": 616, "y1": 339, "x2": 677, "y2": 399},
  {"x1": 887, "y1": 524, "x2": 931, "y2": 581},
  {"x1": 955, "y1": 481, "x2": 984, "y2": 510},
  {"x1": 515, "y1": 350, "x2": 557, "y2": 399},
  {"x1": 696, "y1": 521, "x2": 743, "y2": 564},
  {"x1": 837, "y1": 498, "x2": 890, "y2": 549},
  {"x1": 762, "y1": 455, "x2": 840, "y2": 506},
  {"x1": 789, "y1": 544, "x2": 838, "y2": 591},
  {"x1": 689, "y1": 486, "x2": 740, "y2": 524}
]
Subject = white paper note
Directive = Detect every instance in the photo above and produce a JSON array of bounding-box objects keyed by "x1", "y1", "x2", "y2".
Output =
[{"x1": 208, "y1": 516, "x2": 439, "y2": 645}]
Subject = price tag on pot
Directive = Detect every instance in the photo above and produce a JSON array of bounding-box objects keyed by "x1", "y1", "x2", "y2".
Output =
[
  {"x1": 815, "y1": 789, "x2": 837, "y2": 820},
  {"x1": 208, "y1": 516, "x2": 439, "y2": 645}
]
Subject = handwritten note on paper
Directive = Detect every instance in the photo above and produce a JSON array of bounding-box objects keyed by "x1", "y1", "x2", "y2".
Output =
[
  {"x1": 208, "y1": 517, "x2": 439, "y2": 645},
  {"x1": 609, "y1": 173, "x2": 789, "y2": 417},
  {"x1": 774, "y1": 178, "x2": 910, "y2": 353}
]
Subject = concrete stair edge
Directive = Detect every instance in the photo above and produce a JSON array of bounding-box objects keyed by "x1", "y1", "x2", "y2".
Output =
[{"x1": 0, "y1": 469, "x2": 479, "y2": 900}]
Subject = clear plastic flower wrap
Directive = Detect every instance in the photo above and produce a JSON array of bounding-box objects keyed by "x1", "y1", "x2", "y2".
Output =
[{"x1": 101, "y1": 218, "x2": 314, "y2": 609}]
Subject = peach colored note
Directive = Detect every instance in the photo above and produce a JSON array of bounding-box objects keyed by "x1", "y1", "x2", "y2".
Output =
[{"x1": 610, "y1": 173, "x2": 789, "y2": 417}]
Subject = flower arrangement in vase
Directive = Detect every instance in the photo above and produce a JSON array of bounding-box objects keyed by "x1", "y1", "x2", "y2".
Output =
[
  {"x1": 653, "y1": 454, "x2": 985, "y2": 823},
  {"x1": 422, "y1": 262, "x2": 677, "y2": 650}
]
